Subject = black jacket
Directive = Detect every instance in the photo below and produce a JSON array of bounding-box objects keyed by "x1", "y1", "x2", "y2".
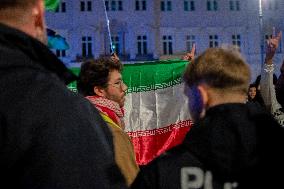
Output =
[
  {"x1": 0, "y1": 23, "x2": 126, "y2": 188},
  {"x1": 132, "y1": 103, "x2": 284, "y2": 189}
]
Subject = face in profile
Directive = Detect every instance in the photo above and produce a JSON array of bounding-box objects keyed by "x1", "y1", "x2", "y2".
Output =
[
  {"x1": 103, "y1": 70, "x2": 128, "y2": 107},
  {"x1": 184, "y1": 85, "x2": 204, "y2": 122}
]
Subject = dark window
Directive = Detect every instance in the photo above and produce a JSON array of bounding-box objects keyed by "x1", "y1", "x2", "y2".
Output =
[
  {"x1": 87, "y1": 1, "x2": 92, "y2": 11},
  {"x1": 55, "y1": 6, "x2": 59, "y2": 12},
  {"x1": 88, "y1": 43, "x2": 92, "y2": 56},
  {"x1": 111, "y1": 1, "x2": 116, "y2": 11},
  {"x1": 161, "y1": 1, "x2": 165, "y2": 11},
  {"x1": 105, "y1": 1, "x2": 109, "y2": 11},
  {"x1": 62, "y1": 2, "x2": 66, "y2": 12},
  {"x1": 111, "y1": 36, "x2": 120, "y2": 54},
  {"x1": 118, "y1": 1, "x2": 123, "y2": 10},
  {"x1": 142, "y1": 0, "x2": 146, "y2": 10},
  {"x1": 62, "y1": 50, "x2": 66, "y2": 57},
  {"x1": 209, "y1": 35, "x2": 218, "y2": 47},
  {"x1": 143, "y1": 41, "x2": 147, "y2": 54},
  {"x1": 82, "y1": 36, "x2": 92, "y2": 57},
  {"x1": 229, "y1": 1, "x2": 234, "y2": 10},
  {"x1": 190, "y1": 1, "x2": 195, "y2": 10},
  {"x1": 213, "y1": 1, "x2": 218, "y2": 10},
  {"x1": 138, "y1": 41, "x2": 142, "y2": 54},
  {"x1": 207, "y1": 1, "x2": 211, "y2": 10},
  {"x1": 162, "y1": 35, "x2": 173, "y2": 55},
  {"x1": 236, "y1": 1, "x2": 240, "y2": 10},
  {"x1": 163, "y1": 41, "x2": 167, "y2": 54},
  {"x1": 168, "y1": 41, "x2": 173, "y2": 54},
  {"x1": 184, "y1": 1, "x2": 189, "y2": 11},
  {"x1": 167, "y1": 1, "x2": 172, "y2": 11},
  {"x1": 56, "y1": 50, "x2": 60, "y2": 57},
  {"x1": 57, "y1": 50, "x2": 66, "y2": 57},
  {"x1": 135, "y1": 1, "x2": 140, "y2": 10},
  {"x1": 80, "y1": 1, "x2": 85, "y2": 11},
  {"x1": 137, "y1": 35, "x2": 147, "y2": 55}
]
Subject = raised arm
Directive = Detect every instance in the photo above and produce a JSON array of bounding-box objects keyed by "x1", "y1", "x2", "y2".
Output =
[
  {"x1": 182, "y1": 43, "x2": 196, "y2": 62},
  {"x1": 260, "y1": 31, "x2": 284, "y2": 126}
]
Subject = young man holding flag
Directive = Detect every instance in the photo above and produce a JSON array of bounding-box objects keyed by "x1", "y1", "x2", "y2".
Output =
[{"x1": 77, "y1": 56, "x2": 139, "y2": 186}]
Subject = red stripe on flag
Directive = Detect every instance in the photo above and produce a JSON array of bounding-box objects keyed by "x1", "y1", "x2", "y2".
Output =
[{"x1": 127, "y1": 120, "x2": 193, "y2": 165}]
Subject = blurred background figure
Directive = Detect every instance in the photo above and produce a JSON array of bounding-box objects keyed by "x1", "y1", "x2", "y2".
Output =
[
  {"x1": 247, "y1": 83, "x2": 264, "y2": 106},
  {"x1": 260, "y1": 31, "x2": 284, "y2": 126}
]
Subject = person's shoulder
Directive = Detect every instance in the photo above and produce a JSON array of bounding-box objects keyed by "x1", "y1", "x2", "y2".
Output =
[
  {"x1": 132, "y1": 144, "x2": 204, "y2": 189},
  {"x1": 144, "y1": 144, "x2": 203, "y2": 174}
]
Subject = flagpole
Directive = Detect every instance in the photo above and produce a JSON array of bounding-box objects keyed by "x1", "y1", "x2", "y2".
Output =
[{"x1": 102, "y1": 0, "x2": 114, "y2": 54}]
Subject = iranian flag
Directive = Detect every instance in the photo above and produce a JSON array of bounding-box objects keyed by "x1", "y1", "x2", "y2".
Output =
[
  {"x1": 122, "y1": 60, "x2": 193, "y2": 165},
  {"x1": 69, "y1": 60, "x2": 193, "y2": 165},
  {"x1": 45, "y1": 0, "x2": 60, "y2": 11}
]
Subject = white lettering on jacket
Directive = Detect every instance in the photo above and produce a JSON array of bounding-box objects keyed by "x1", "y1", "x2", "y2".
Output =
[{"x1": 181, "y1": 167, "x2": 238, "y2": 189}]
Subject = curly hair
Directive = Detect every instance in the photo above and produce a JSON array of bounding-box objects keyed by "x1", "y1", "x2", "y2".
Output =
[{"x1": 77, "y1": 57, "x2": 123, "y2": 96}]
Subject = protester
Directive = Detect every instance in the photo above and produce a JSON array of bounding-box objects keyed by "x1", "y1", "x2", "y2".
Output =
[
  {"x1": 260, "y1": 32, "x2": 284, "y2": 126},
  {"x1": 77, "y1": 57, "x2": 139, "y2": 186},
  {"x1": 247, "y1": 83, "x2": 264, "y2": 106},
  {"x1": 0, "y1": 1, "x2": 127, "y2": 188},
  {"x1": 131, "y1": 47, "x2": 284, "y2": 189}
]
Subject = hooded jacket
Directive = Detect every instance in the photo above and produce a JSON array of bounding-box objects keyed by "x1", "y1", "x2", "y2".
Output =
[
  {"x1": 0, "y1": 23, "x2": 126, "y2": 189},
  {"x1": 132, "y1": 103, "x2": 284, "y2": 189}
]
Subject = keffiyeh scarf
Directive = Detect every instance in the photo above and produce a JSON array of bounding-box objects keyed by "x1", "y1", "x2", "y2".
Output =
[{"x1": 86, "y1": 96, "x2": 125, "y2": 129}]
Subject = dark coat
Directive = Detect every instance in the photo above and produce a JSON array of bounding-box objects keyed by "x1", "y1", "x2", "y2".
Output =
[
  {"x1": 0, "y1": 23, "x2": 126, "y2": 188},
  {"x1": 276, "y1": 73, "x2": 284, "y2": 108},
  {"x1": 132, "y1": 103, "x2": 284, "y2": 189}
]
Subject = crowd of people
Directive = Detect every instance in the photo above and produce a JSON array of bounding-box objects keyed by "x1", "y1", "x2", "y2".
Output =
[{"x1": 1, "y1": 0, "x2": 284, "y2": 188}]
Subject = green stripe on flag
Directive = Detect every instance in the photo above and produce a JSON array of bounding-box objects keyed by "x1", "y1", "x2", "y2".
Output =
[
  {"x1": 45, "y1": 0, "x2": 60, "y2": 11},
  {"x1": 68, "y1": 60, "x2": 189, "y2": 93},
  {"x1": 123, "y1": 60, "x2": 188, "y2": 93}
]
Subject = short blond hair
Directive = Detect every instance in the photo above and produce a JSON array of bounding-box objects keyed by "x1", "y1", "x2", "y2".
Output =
[
  {"x1": 0, "y1": 0, "x2": 38, "y2": 9},
  {"x1": 183, "y1": 47, "x2": 251, "y2": 94}
]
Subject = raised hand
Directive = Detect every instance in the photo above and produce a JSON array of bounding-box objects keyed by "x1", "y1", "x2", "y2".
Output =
[
  {"x1": 265, "y1": 31, "x2": 282, "y2": 64},
  {"x1": 111, "y1": 52, "x2": 120, "y2": 63},
  {"x1": 182, "y1": 43, "x2": 196, "y2": 62}
]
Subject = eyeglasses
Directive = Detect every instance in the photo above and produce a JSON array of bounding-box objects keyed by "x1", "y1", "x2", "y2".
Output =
[{"x1": 107, "y1": 80, "x2": 126, "y2": 89}]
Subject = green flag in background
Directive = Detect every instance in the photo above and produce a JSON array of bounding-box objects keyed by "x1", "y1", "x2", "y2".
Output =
[{"x1": 45, "y1": 0, "x2": 60, "y2": 11}]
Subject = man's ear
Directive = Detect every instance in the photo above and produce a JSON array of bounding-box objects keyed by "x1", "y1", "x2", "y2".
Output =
[
  {"x1": 197, "y1": 85, "x2": 209, "y2": 108},
  {"x1": 94, "y1": 86, "x2": 106, "y2": 97},
  {"x1": 32, "y1": 0, "x2": 47, "y2": 43}
]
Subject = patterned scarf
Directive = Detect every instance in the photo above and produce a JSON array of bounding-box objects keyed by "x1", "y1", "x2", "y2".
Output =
[{"x1": 86, "y1": 96, "x2": 125, "y2": 129}]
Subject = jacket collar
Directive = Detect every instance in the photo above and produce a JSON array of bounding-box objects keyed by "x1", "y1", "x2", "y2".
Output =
[{"x1": 0, "y1": 23, "x2": 77, "y2": 85}]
